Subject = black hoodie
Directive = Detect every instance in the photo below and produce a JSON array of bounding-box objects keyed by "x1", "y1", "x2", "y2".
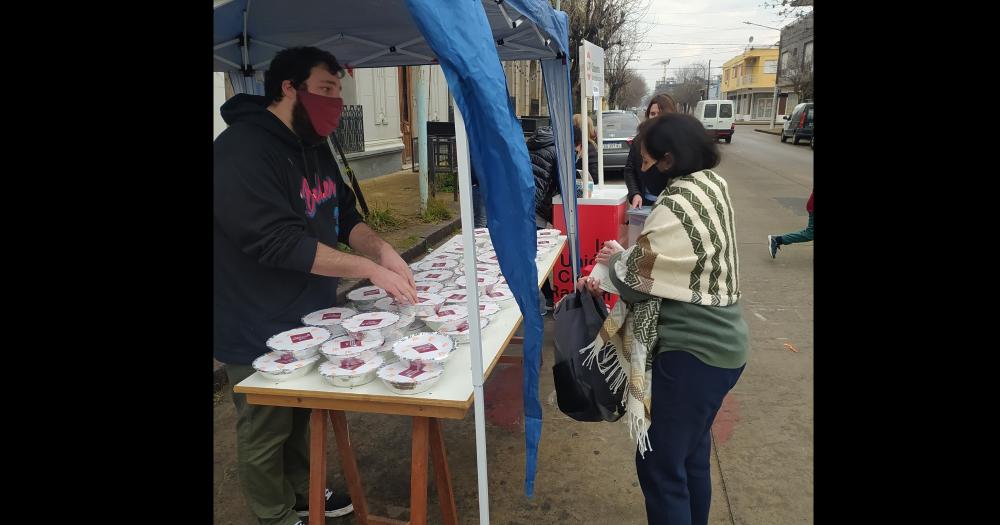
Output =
[{"x1": 214, "y1": 94, "x2": 364, "y2": 365}]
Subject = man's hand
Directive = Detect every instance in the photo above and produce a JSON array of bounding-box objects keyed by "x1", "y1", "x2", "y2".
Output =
[
  {"x1": 378, "y1": 245, "x2": 416, "y2": 290},
  {"x1": 370, "y1": 266, "x2": 418, "y2": 304},
  {"x1": 630, "y1": 195, "x2": 643, "y2": 209},
  {"x1": 596, "y1": 240, "x2": 625, "y2": 265}
]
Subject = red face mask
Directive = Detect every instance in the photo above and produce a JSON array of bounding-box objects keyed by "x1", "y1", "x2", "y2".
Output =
[{"x1": 296, "y1": 89, "x2": 344, "y2": 137}]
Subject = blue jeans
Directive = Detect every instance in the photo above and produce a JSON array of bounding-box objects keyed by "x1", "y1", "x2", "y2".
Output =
[
  {"x1": 778, "y1": 211, "x2": 813, "y2": 245},
  {"x1": 472, "y1": 184, "x2": 488, "y2": 228},
  {"x1": 635, "y1": 351, "x2": 744, "y2": 525}
]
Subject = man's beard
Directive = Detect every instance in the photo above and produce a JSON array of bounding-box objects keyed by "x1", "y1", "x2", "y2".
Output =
[{"x1": 291, "y1": 100, "x2": 324, "y2": 146}]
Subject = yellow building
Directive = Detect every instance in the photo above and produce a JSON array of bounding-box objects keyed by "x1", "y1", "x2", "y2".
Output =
[{"x1": 721, "y1": 47, "x2": 780, "y2": 121}]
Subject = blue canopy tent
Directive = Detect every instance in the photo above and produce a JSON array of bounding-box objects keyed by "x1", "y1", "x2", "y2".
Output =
[{"x1": 214, "y1": 1, "x2": 581, "y2": 519}]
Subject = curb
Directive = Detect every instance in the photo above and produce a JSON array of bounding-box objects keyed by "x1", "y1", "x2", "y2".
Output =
[
  {"x1": 215, "y1": 216, "x2": 463, "y2": 385},
  {"x1": 754, "y1": 128, "x2": 783, "y2": 136}
]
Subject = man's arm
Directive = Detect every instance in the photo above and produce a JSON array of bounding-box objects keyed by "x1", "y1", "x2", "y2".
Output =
[
  {"x1": 348, "y1": 223, "x2": 416, "y2": 290},
  {"x1": 310, "y1": 241, "x2": 417, "y2": 303}
]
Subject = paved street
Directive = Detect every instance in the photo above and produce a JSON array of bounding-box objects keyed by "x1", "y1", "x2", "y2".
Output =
[{"x1": 214, "y1": 127, "x2": 814, "y2": 525}]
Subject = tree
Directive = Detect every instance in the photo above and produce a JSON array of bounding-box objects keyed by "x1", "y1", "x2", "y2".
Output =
[
  {"x1": 558, "y1": 0, "x2": 651, "y2": 112},
  {"x1": 762, "y1": 0, "x2": 813, "y2": 19},
  {"x1": 780, "y1": 58, "x2": 813, "y2": 101},
  {"x1": 616, "y1": 70, "x2": 648, "y2": 109},
  {"x1": 667, "y1": 61, "x2": 709, "y2": 113}
]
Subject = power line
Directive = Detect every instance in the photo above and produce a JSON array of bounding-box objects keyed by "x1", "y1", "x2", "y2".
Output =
[{"x1": 637, "y1": 41, "x2": 755, "y2": 46}]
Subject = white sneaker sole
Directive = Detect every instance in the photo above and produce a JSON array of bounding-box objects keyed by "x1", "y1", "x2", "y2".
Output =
[
  {"x1": 767, "y1": 235, "x2": 776, "y2": 258},
  {"x1": 296, "y1": 503, "x2": 354, "y2": 518}
]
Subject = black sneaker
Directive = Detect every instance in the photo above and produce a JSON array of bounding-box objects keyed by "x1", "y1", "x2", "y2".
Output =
[
  {"x1": 295, "y1": 488, "x2": 354, "y2": 518},
  {"x1": 767, "y1": 235, "x2": 781, "y2": 259}
]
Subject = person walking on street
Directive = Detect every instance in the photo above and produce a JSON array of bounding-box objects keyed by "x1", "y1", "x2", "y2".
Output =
[{"x1": 768, "y1": 190, "x2": 814, "y2": 258}]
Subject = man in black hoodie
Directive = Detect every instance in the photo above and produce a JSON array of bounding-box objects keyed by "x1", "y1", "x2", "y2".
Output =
[{"x1": 214, "y1": 47, "x2": 418, "y2": 525}]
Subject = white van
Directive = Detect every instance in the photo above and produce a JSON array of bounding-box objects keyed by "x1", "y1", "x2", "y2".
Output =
[{"x1": 694, "y1": 100, "x2": 736, "y2": 143}]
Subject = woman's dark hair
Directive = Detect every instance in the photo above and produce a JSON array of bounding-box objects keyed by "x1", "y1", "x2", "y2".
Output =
[
  {"x1": 645, "y1": 93, "x2": 677, "y2": 118},
  {"x1": 636, "y1": 113, "x2": 720, "y2": 176},
  {"x1": 264, "y1": 47, "x2": 345, "y2": 103}
]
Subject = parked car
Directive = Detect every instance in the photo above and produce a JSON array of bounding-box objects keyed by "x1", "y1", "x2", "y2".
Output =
[
  {"x1": 600, "y1": 110, "x2": 640, "y2": 173},
  {"x1": 694, "y1": 100, "x2": 736, "y2": 143},
  {"x1": 781, "y1": 102, "x2": 814, "y2": 145}
]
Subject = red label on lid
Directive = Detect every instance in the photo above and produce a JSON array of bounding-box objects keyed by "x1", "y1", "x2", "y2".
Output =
[
  {"x1": 339, "y1": 357, "x2": 365, "y2": 370},
  {"x1": 289, "y1": 333, "x2": 314, "y2": 343},
  {"x1": 488, "y1": 292, "x2": 505, "y2": 298},
  {"x1": 413, "y1": 343, "x2": 438, "y2": 354},
  {"x1": 426, "y1": 273, "x2": 441, "y2": 278},
  {"x1": 399, "y1": 363, "x2": 426, "y2": 378},
  {"x1": 477, "y1": 277, "x2": 485, "y2": 283},
  {"x1": 363, "y1": 289, "x2": 381, "y2": 296},
  {"x1": 448, "y1": 294, "x2": 465, "y2": 300},
  {"x1": 321, "y1": 312, "x2": 342, "y2": 320},
  {"x1": 432, "y1": 262, "x2": 446, "y2": 268},
  {"x1": 416, "y1": 285, "x2": 430, "y2": 291},
  {"x1": 276, "y1": 353, "x2": 296, "y2": 364},
  {"x1": 437, "y1": 310, "x2": 455, "y2": 317},
  {"x1": 339, "y1": 339, "x2": 360, "y2": 349},
  {"x1": 360, "y1": 319, "x2": 382, "y2": 327},
  {"x1": 456, "y1": 321, "x2": 470, "y2": 332}
]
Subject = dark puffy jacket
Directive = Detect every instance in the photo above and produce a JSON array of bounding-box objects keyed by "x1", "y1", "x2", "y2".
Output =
[{"x1": 527, "y1": 127, "x2": 559, "y2": 223}]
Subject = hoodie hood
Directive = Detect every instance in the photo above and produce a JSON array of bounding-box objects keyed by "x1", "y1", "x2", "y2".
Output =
[
  {"x1": 526, "y1": 126, "x2": 555, "y2": 150},
  {"x1": 221, "y1": 94, "x2": 302, "y2": 149}
]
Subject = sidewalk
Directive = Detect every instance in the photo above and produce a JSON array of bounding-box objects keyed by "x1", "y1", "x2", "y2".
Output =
[
  {"x1": 754, "y1": 127, "x2": 784, "y2": 136},
  {"x1": 214, "y1": 169, "x2": 463, "y2": 388}
]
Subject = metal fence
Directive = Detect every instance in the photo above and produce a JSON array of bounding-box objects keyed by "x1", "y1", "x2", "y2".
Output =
[{"x1": 335, "y1": 105, "x2": 365, "y2": 153}]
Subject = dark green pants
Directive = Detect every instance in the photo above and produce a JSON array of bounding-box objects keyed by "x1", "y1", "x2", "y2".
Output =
[
  {"x1": 227, "y1": 364, "x2": 311, "y2": 525},
  {"x1": 779, "y1": 211, "x2": 814, "y2": 245}
]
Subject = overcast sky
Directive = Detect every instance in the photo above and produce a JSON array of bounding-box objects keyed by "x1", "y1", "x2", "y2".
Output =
[{"x1": 628, "y1": 0, "x2": 811, "y2": 90}]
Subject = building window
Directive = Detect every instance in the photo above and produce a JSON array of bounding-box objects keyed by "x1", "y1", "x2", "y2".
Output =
[
  {"x1": 763, "y1": 60, "x2": 777, "y2": 74},
  {"x1": 781, "y1": 52, "x2": 790, "y2": 72},
  {"x1": 803, "y1": 41, "x2": 814, "y2": 70}
]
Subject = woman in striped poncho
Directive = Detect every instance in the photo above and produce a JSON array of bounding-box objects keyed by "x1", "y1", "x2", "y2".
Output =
[{"x1": 578, "y1": 113, "x2": 749, "y2": 525}]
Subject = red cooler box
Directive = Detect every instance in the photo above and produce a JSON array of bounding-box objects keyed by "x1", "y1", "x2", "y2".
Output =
[{"x1": 551, "y1": 185, "x2": 628, "y2": 308}]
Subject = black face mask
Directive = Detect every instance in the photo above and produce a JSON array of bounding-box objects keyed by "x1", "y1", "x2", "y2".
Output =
[{"x1": 291, "y1": 98, "x2": 325, "y2": 146}]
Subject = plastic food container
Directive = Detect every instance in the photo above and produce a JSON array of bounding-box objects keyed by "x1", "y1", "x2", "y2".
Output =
[
  {"x1": 437, "y1": 316, "x2": 490, "y2": 344},
  {"x1": 265, "y1": 326, "x2": 331, "y2": 360},
  {"x1": 347, "y1": 285, "x2": 389, "y2": 311},
  {"x1": 301, "y1": 307, "x2": 356, "y2": 338},
  {"x1": 473, "y1": 227, "x2": 490, "y2": 238},
  {"x1": 319, "y1": 351, "x2": 383, "y2": 388},
  {"x1": 391, "y1": 332, "x2": 456, "y2": 365},
  {"x1": 252, "y1": 352, "x2": 321, "y2": 382},
  {"x1": 377, "y1": 360, "x2": 445, "y2": 395},
  {"x1": 476, "y1": 250, "x2": 500, "y2": 264},
  {"x1": 456, "y1": 274, "x2": 500, "y2": 289},
  {"x1": 536, "y1": 228, "x2": 562, "y2": 238},
  {"x1": 374, "y1": 296, "x2": 415, "y2": 318},
  {"x1": 341, "y1": 311, "x2": 402, "y2": 339},
  {"x1": 416, "y1": 259, "x2": 459, "y2": 272},
  {"x1": 475, "y1": 302, "x2": 501, "y2": 319},
  {"x1": 480, "y1": 287, "x2": 516, "y2": 309},
  {"x1": 422, "y1": 305, "x2": 470, "y2": 331},
  {"x1": 414, "y1": 269, "x2": 455, "y2": 283},
  {"x1": 444, "y1": 243, "x2": 466, "y2": 255},
  {"x1": 442, "y1": 289, "x2": 472, "y2": 304},
  {"x1": 413, "y1": 282, "x2": 445, "y2": 295},
  {"x1": 320, "y1": 331, "x2": 385, "y2": 360},
  {"x1": 407, "y1": 292, "x2": 447, "y2": 318},
  {"x1": 424, "y1": 252, "x2": 461, "y2": 262}
]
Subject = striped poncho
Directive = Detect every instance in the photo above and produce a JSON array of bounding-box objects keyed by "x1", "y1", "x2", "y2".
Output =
[{"x1": 581, "y1": 169, "x2": 741, "y2": 456}]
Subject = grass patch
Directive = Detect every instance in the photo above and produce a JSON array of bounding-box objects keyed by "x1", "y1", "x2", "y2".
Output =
[
  {"x1": 365, "y1": 201, "x2": 405, "y2": 232},
  {"x1": 435, "y1": 172, "x2": 457, "y2": 193},
  {"x1": 399, "y1": 235, "x2": 423, "y2": 249},
  {"x1": 420, "y1": 198, "x2": 453, "y2": 223}
]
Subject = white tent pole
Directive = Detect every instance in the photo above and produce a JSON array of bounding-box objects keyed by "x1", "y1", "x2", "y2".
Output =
[
  {"x1": 579, "y1": 43, "x2": 588, "y2": 195},
  {"x1": 596, "y1": 100, "x2": 604, "y2": 188},
  {"x1": 454, "y1": 104, "x2": 490, "y2": 525},
  {"x1": 416, "y1": 66, "x2": 430, "y2": 213}
]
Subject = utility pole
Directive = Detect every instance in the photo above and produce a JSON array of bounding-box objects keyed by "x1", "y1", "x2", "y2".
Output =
[{"x1": 706, "y1": 60, "x2": 711, "y2": 99}]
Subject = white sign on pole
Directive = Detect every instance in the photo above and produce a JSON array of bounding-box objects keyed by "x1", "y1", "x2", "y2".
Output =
[{"x1": 582, "y1": 39, "x2": 604, "y2": 97}]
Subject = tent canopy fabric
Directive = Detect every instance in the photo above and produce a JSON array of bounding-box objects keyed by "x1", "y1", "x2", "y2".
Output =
[{"x1": 214, "y1": 0, "x2": 581, "y2": 498}]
